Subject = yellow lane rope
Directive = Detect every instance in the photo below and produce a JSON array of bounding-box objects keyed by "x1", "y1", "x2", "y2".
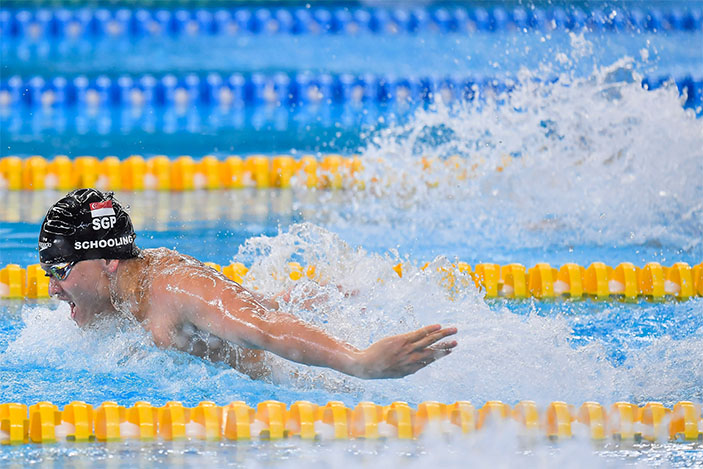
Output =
[
  {"x1": 0, "y1": 154, "x2": 363, "y2": 191},
  {"x1": 2, "y1": 261, "x2": 702, "y2": 301},
  {"x1": 1, "y1": 400, "x2": 701, "y2": 444},
  {"x1": 0, "y1": 153, "x2": 509, "y2": 191}
]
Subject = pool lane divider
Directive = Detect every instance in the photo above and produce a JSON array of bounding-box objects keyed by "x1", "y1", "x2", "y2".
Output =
[
  {"x1": 0, "y1": 154, "x2": 362, "y2": 191},
  {"x1": 2, "y1": 261, "x2": 702, "y2": 301},
  {"x1": 0, "y1": 400, "x2": 701, "y2": 445},
  {"x1": 1, "y1": 5, "x2": 701, "y2": 40},
  {"x1": 0, "y1": 152, "x2": 665, "y2": 193},
  {"x1": 2, "y1": 72, "x2": 701, "y2": 109}
]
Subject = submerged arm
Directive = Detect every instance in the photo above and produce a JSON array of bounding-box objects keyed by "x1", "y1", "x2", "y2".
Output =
[{"x1": 171, "y1": 273, "x2": 457, "y2": 379}]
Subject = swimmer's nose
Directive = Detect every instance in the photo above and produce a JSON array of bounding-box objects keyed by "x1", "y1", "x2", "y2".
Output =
[{"x1": 48, "y1": 277, "x2": 63, "y2": 298}]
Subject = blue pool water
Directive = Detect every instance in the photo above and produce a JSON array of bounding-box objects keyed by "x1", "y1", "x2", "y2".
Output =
[
  {"x1": 1, "y1": 1, "x2": 703, "y2": 467},
  {"x1": 2, "y1": 5, "x2": 703, "y2": 157}
]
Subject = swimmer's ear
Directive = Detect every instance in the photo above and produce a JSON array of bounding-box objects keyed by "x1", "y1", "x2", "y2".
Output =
[{"x1": 104, "y1": 259, "x2": 120, "y2": 273}]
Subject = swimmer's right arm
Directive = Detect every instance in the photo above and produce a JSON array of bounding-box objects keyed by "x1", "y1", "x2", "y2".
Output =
[{"x1": 171, "y1": 274, "x2": 458, "y2": 379}]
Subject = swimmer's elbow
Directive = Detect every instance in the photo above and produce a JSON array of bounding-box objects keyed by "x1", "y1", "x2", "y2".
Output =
[
  {"x1": 227, "y1": 312, "x2": 305, "y2": 355},
  {"x1": 244, "y1": 320, "x2": 293, "y2": 354},
  {"x1": 231, "y1": 324, "x2": 271, "y2": 351},
  {"x1": 247, "y1": 328, "x2": 276, "y2": 351}
]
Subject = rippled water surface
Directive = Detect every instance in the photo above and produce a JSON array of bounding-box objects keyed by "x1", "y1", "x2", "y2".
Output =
[{"x1": 1, "y1": 1, "x2": 702, "y2": 467}]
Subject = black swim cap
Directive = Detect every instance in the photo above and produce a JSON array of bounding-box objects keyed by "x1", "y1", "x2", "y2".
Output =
[{"x1": 39, "y1": 188, "x2": 139, "y2": 264}]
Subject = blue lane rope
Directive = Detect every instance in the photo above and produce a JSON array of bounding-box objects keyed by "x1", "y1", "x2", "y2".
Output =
[
  {"x1": 1, "y1": 73, "x2": 701, "y2": 109},
  {"x1": 1, "y1": 5, "x2": 701, "y2": 39}
]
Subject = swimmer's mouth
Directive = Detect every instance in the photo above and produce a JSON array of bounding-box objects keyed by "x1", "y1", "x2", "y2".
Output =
[{"x1": 55, "y1": 296, "x2": 78, "y2": 320}]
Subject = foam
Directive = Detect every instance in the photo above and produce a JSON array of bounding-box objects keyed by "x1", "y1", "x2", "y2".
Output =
[
  {"x1": 234, "y1": 223, "x2": 703, "y2": 405},
  {"x1": 298, "y1": 56, "x2": 703, "y2": 257}
]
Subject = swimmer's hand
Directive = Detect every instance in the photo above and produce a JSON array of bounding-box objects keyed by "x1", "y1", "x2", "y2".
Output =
[{"x1": 353, "y1": 324, "x2": 458, "y2": 379}]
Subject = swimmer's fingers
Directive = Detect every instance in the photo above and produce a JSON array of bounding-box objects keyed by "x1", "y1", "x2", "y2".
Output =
[
  {"x1": 405, "y1": 324, "x2": 442, "y2": 342},
  {"x1": 358, "y1": 325, "x2": 457, "y2": 379},
  {"x1": 423, "y1": 342, "x2": 456, "y2": 361},
  {"x1": 429, "y1": 340, "x2": 458, "y2": 352},
  {"x1": 410, "y1": 347, "x2": 454, "y2": 372},
  {"x1": 410, "y1": 326, "x2": 458, "y2": 351}
]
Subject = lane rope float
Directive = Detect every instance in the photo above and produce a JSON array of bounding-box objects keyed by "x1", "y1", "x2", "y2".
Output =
[
  {"x1": 2, "y1": 5, "x2": 701, "y2": 41},
  {"x1": 1, "y1": 399, "x2": 701, "y2": 445},
  {"x1": 0, "y1": 154, "x2": 363, "y2": 191},
  {"x1": 2, "y1": 72, "x2": 701, "y2": 109},
  {"x1": 2, "y1": 260, "x2": 702, "y2": 301},
  {"x1": 1, "y1": 153, "x2": 509, "y2": 191}
]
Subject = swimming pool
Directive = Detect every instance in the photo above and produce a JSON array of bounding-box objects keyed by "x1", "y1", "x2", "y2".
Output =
[{"x1": 1, "y1": 1, "x2": 702, "y2": 467}]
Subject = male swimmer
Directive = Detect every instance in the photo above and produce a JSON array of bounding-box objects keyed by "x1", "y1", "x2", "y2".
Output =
[{"x1": 38, "y1": 189, "x2": 457, "y2": 380}]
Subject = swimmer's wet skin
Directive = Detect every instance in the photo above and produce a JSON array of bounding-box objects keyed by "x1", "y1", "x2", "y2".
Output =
[{"x1": 39, "y1": 189, "x2": 458, "y2": 380}]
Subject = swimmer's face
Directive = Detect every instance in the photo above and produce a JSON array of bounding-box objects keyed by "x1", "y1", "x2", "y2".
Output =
[{"x1": 42, "y1": 259, "x2": 114, "y2": 327}]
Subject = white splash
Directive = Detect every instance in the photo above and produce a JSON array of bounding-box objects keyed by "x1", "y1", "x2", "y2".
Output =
[
  {"x1": 236, "y1": 223, "x2": 703, "y2": 405},
  {"x1": 308, "y1": 58, "x2": 703, "y2": 253},
  {"x1": 4, "y1": 304, "x2": 161, "y2": 372}
]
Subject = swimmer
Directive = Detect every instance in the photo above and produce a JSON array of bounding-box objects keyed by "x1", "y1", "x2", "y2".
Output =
[{"x1": 39, "y1": 189, "x2": 457, "y2": 380}]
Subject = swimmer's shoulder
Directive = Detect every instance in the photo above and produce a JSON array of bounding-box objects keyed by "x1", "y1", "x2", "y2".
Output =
[
  {"x1": 137, "y1": 247, "x2": 226, "y2": 286},
  {"x1": 138, "y1": 247, "x2": 202, "y2": 269},
  {"x1": 133, "y1": 248, "x2": 203, "y2": 319}
]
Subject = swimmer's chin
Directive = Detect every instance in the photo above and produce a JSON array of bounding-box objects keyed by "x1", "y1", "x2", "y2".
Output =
[{"x1": 68, "y1": 304, "x2": 113, "y2": 329}]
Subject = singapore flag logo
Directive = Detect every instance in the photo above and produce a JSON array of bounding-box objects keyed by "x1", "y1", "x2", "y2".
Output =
[{"x1": 89, "y1": 201, "x2": 116, "y2": 218}]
